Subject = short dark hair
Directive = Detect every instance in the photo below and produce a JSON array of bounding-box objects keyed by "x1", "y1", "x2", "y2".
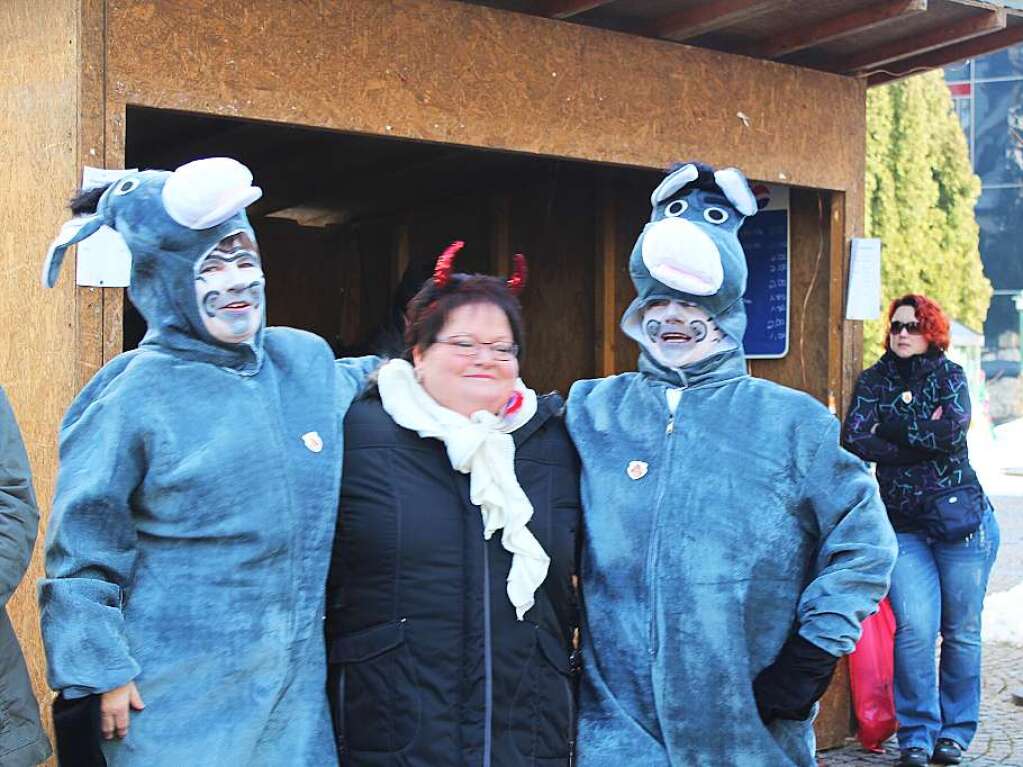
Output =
[
  {"x1": 403, "y1": 273, "x2": 525, "y2": 362},
  {"x1": 69, "y1": 184, "x2": 110, "y2": 215}
]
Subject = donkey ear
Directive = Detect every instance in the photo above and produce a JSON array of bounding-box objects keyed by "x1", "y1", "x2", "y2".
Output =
[
  {"x1": 41, "y1": 214, "x2": 105, "y2": 288},
  {"x1": 713, "y1": 168, "x2": 757, "y2": 217},
  {"x1": 650, "y1": 164, "x2": 700, "y2": 207}
]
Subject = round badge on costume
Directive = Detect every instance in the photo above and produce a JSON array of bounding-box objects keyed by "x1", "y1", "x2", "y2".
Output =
[
  {"x1": 901, "y1": 391, "x2": 913, "y2": 404},
  {"x1": 301, "y1": 431, "x2": 324, "y2": 453},
  {"x1": 627, "y1": 460, "x2": 649, "y2": 480}
]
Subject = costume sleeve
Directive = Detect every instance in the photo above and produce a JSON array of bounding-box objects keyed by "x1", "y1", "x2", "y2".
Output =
[
  {"x1": 0, "y1": 387, "x2": 39, "y2": 609},
  {"x1": 335, "y1": 356, "x2": 381, "y2": 409},
  {"x1": 841, "y1": 373, "x2": 936, "y2": 465},
  {"x1": 38, "y1": 393, "x2": 146, "y2": 698},
  {"x1": 796, "y1": 417, "x2": 897, "y2": 657},
  {"x1": 873, "y1": 366, "x2": 970, "y2": 454}
]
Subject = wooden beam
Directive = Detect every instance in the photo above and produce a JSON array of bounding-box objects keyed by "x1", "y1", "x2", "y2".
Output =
[
  {"x1": 391, "y1": 218, "x2": 410, "y2": 291},
  {"x1": 749, "y1": 0, "x2": 927, "y2": 60},
  {"x1": 594, "y1": 181, "x2": 617, "y2": 376},
  {"x1": 540, "y1": 0, "x2": 615, "y2": 20},
  {"x1": 647, "y1": 0, "x2": 790, "y2": 41},
  {"x1": 77, "y1": 0, "x2": 107, "y2": 388},
  {"x1": 838, "y1": 8, "x2": 1006, "y2": 73},
  {"x1": 827, "y1": 191, "x2": 846, "y2": 417},
  {"x1": 867, "y1": 24, "x2": 1023, "y2": 85},
  {"x1": 490, "y1": 194, "x2": 512, "y2": 276}
]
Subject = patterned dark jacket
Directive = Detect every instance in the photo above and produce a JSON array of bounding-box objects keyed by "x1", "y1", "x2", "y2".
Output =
[{"x1": 841, "y1": 350, "x2": 981, "y2": 533}]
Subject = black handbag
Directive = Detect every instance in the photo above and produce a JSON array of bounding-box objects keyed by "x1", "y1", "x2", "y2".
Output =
[{"x1": 919, "y1": 485, "x2": 986, "y2": 542}]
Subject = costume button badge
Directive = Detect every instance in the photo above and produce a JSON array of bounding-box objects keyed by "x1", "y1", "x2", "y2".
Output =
[
  {"x1": 627, "y1": 460, "x2": 648, "y2": 480},
  {"x1": 901, "y1": 391, "x2": 913, "y2": 404},
  {"x1": 301, "y1": 431, "x2": 323, "y2": 453}
]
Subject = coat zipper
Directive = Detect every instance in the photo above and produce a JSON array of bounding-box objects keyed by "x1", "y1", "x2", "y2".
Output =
[{"x1": 482, "y1": 538, "x2": 493, "y2": 767}]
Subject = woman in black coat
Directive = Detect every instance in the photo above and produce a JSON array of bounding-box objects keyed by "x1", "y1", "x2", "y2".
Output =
[
  {"x1": 327, "y1": 243, "x2": 580, "y2": 767},
  {"x1": 842, "y1": 294, "x2": 999, "y2": 767}
]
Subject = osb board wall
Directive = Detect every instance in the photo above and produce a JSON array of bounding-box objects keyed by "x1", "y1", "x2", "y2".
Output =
[
  {"x1": 1, "y1": 0, "x2": 81, "y2": 753},
  {"x1": 100, "y1": 0, "x2": 867, "y2": 399},
  {"x1": 103, "y1": 0, "x2": 865, "y2": 196}
]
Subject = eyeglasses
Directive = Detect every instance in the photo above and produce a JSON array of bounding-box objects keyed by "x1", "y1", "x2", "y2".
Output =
[
  {"x1": 889, "y1": 320, "x2": 922, "y2": 336},
  {"x1": 435, "y1": 336, "x2": 519, "y2": 362}
]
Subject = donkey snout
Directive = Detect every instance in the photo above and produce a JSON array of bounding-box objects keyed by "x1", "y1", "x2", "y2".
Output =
[{"x1": 641, "y1": 217, "x2": 723, "y2": 296}]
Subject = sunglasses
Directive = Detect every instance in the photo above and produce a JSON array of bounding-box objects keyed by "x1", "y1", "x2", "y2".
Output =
[{"x1": 889, "y1": 320, "x2": 922, "y2": 335}]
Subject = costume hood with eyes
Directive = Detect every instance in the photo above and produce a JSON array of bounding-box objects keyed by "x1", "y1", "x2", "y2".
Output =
[
  {"x1": 38, "y1": 158, "x2": 377, "y2": 766},
  {"x1": 566, "y1": 163, "x2": 896, "y2": 767}
]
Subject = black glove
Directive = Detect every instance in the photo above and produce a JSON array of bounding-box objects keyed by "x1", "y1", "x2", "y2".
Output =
[
  {"x1": 752, "y1": 633, "x2": 840, "y2": 725},
  {"x1": 874, "y1": 419, "x2": 910, "y2": 443},
  {"x1": 53, "y1": 693, "x2": 108, "y2": 767}
]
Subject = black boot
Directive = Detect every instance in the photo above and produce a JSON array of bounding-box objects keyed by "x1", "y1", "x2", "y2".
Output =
[
  {"x1": 896, "y1": 747, "x2": 929, "y2": 766},
  {"x1": 932, "y1": 738, "x2": 963, "y2": 765}
]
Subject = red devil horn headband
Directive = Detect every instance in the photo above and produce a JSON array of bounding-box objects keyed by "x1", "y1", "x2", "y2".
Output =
[
  {"x1": 433, "y1": 240, "x2": 464, "y2": 289},
  {"x1": 432, "y1": 240, "x2": 528, "y2": 295}
]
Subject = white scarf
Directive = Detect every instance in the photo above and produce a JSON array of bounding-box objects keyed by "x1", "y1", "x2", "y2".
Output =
[{"x1": 377, "y1": 359, "x2": 550, "y2": 620}]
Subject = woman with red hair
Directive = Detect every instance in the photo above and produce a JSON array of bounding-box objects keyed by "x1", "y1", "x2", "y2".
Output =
[{"x1": 842, "y1": 294, "x2": 999, "y2": 767}]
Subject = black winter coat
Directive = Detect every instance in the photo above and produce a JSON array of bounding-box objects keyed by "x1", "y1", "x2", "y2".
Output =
[
  {"x1": 841, "y1": 350, "x2": 981, "y2": 533},
  {"x1": 326, "y1": 393, "x2": 581, "y2": 767}
]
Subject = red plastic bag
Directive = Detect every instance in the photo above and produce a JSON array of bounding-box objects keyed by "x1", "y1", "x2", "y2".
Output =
[{"x1": 848, "y1": 597, "x2": 898, "y2": 752}]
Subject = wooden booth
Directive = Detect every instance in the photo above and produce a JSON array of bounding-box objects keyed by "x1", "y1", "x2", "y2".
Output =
[{"x1": 4, "y1": 0, "x2": 1022, "y2": 754}]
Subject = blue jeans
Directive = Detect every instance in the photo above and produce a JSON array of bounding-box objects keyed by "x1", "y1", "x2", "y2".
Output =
[{"x1": 888, "y1": 509, "x2": 1000, "y2": 752}]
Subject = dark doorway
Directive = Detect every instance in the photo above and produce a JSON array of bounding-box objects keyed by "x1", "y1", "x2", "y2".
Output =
[{"x1": 123, "y1": 106, "x2": 661, "y2": 392}]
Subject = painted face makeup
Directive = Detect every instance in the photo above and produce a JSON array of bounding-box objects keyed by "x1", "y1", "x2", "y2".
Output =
[
  {"x1": 194, "y1": 231, "x2": 264, "y2": 344},
  {"x1": 640, "y1": 299, "x2": 732, "y2": 369}
]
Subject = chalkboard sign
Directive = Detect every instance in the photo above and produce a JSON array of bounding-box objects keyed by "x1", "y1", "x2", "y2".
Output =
[{"x1": 739, "y1": 184, "x2": 790, "y2": 359}]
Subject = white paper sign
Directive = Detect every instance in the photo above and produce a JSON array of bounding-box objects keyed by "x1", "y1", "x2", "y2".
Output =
[
  {"x1": 846, "y1": 238, "x2": 882, "y2": 320},
  {"x1": 75, "y1": 166, "x2": 137, "y2": 287},
  {"x1": 82, "y1": 165, "x2": 138, "y2": 191},
  {"x1": 76, "y1": 225, "x2": 133, "y2": 287}
]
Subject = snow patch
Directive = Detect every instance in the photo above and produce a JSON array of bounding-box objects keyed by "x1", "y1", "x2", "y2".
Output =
[{"x1": 983, "y1": 582, "x2": 1023, "y2": 646}]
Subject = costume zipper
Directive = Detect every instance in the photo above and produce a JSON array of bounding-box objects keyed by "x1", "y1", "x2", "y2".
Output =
[
  {"x1": 482, "y1": 538, "x2": 493, "y2": 767},
  {"x1": 645, "y1": 384, "x2": 685, "y2": 653}
]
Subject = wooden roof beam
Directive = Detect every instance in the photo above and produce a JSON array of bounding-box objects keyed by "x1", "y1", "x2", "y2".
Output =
[
  {"x1": 839, "y1": 7, "x2": 1006, "y2": 73},
  {"x1": 539, "y1": 0, "x2": 616, "y2": 19},
  {"x1": 645, "y1": 0, "x2": 792, "y2": 42},
  {"x1": 749, "y1": 0, "x2": 928, "y2": 60},
  {"x1": 867, "y1": 24, "x2": 1023, "y2": 86}
]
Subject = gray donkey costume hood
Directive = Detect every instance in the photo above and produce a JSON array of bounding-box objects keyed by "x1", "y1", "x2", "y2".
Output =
[
  {"x1": 566, "y1": 163, "x2": 895, "y2": 766},
  {"x1": 43, "y1": 158, "x2": 265, "y2": 373},
  {"x1": 620, "y1": 161, "x2": 756, "y2": 385}
]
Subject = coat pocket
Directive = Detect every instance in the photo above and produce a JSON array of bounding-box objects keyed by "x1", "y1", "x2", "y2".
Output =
[
  {"x1": 329, "y1": 619, "x2": 421, "y2": 754},
  {"x1": 509, "y1": 626, "x2": 576, "y2": 760}
]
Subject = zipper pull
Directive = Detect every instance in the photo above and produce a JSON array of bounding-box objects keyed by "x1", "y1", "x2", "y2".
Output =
[{"x1": 665, "y1": 416, "x2": 674, "y2": 435}]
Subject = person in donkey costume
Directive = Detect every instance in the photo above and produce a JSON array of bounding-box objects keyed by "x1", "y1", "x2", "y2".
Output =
[
  {"x1": 566, "y1": 162, "x2": 898, "y2": 767},
  {"x1": 37, "y1": 158, "x2": 377, "y2": 767}
]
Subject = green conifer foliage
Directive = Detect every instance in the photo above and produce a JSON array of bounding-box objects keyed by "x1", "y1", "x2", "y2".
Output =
[{"x1": 864, "y1": 71, "x2": 992, "y2": 357}]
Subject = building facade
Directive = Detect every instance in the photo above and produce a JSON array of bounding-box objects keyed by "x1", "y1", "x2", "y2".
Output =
[{"x1": 946, "y1": 45, "x2": 1023, "y2": 364}]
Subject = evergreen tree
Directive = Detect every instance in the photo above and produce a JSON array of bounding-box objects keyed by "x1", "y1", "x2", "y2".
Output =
[{"x1": 864, "y1": 71, "x2": 992, "y2": 356}]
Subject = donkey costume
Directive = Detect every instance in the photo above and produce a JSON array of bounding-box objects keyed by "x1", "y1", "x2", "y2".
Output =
[
  {"x1": 566, "y1": 163, "x2": 897, "y2": 766},
  {"x1": 38, "y1": 159, "x2": 376, "y2": 766}
]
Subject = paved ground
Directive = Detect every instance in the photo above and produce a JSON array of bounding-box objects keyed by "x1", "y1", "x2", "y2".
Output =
[{"x1": 818, "y1": 495, "x2": 1023, "y2": 766}]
